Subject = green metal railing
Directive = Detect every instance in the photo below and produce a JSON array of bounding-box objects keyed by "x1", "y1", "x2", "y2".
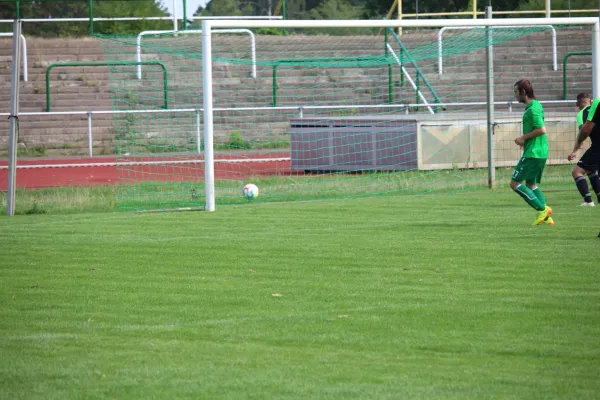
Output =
[
  {"x1": 270, "y1": 56, "x2": 394, "y2": 107},
  {"x1": 46, "y1": 61, "x2": 168, "y2": 112},
  {"x1": 387, "y1": 27, "x2": 443, "y2": 112},
  {"x1": 563, "y1": 51, "x2": 592, "y2": 100}
]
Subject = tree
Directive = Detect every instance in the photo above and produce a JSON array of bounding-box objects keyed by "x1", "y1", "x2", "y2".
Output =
[
  {"x1": 517, "y1": 0, "x2": 598, "y2": 16},
  {"x1": 307, "y1": 0, "x2": 362, "y2": 33},
  {"x1": 94, "y1": 0, "x2": 171, "y2": 35},
  {"x1": 193, "y1": 0, "x2": 322, "y2": 20},
  {"x1": 193, "y1": 0, "x2": 254, "y2": 17},
  {"x1": 362, "y1": 0, "x2": 522, "y2": 19},
  {"x1": 0, "y1": 0, "x2": 170, "y2": 36}
]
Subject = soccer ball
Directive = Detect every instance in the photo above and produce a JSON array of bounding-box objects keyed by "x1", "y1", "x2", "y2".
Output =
[{"x1": 242, "y1": 183, "x2": 259, "y2": 200}]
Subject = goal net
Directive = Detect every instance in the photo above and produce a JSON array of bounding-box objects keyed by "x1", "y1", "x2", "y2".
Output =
[{"x1": 97, "y1": 18, "x2": 598, "y2": 211}]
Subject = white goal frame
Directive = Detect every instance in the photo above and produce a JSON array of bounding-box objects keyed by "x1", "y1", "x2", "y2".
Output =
[{"x1": 200, "y1": 18, "x2": 600, "y2": 212}]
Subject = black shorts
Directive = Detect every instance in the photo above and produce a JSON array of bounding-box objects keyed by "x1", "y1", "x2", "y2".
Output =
[{"x1": 577, "y1": 146, "x2": 600, "y2": 172}]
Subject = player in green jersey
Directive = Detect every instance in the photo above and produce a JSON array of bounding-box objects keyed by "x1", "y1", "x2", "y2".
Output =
[{"x1": 510, "y1": 79, "x2": 553, "y2": 226}]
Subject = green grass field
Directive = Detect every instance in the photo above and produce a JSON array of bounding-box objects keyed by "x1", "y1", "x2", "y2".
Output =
[
  {"x1": 0, "y1": 164, "x2": 580, "y2": 214},
  {"x1": 1, "y1": 189, "x2": 599, "y2": 399}
]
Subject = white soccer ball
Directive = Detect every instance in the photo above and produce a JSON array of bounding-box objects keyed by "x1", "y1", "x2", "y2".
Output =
[{"x1": 242, "y1": 183, "x2": 259, "y2": 200}]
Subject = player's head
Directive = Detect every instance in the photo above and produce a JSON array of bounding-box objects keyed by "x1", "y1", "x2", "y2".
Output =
[
  {"x1": 514, "y1": 79, "x2": 535, "y2": 103},
  {"x1": 576, "y1": 92, "x2": 592, "y2": 110}
]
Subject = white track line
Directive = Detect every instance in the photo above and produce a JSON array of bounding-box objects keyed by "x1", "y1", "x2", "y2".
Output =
[{"x1": 0, "y1": 157, "x2": 291, "y2": 170}]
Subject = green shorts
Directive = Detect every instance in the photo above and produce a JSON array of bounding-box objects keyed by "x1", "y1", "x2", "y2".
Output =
[{"x1": 512, "y1": 157, "x2": 547, "y2": 185}]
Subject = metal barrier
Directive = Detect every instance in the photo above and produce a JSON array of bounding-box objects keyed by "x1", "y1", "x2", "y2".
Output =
[
  {"x1": 45, "y1": 61, "x2": 169, "y2": 112},
  {"x1": 136, "y1": 29, "x2": 256, "y2": 80},
  {"x1": 0, "y1": 33, "x2": 27, "y2": 81},
  {"x1": 0, "y1": 99, "x2": 575, "y2": 158},
  {"x1": 438, "y1": 25, "x2": 557, "y2": 75},
  {"x1": 562, "y1": 51, "x2": 592, "y2": 100}
]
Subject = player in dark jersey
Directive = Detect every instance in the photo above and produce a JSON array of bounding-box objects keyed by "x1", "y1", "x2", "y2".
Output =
[{"x1": 568, "y1": 97, "x2": 600, "y2": 206}]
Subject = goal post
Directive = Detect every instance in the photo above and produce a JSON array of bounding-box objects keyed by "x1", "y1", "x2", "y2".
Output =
[{"x1": 200, "y1": 17, "x2": 599, "y2": 211}]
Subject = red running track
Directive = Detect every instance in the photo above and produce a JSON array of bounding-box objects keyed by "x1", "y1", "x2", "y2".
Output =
[{"x1": 0, "y1": 155, "x2": 292, "y2": 190}]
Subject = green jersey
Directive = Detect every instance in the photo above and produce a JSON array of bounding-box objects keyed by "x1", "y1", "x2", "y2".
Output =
[
  {"x1": 584, "y1": 99, "x2": 600, "y2": 148},
  {"x1": 588, "y1": 98, "x2": 600, "y2": 123},
  {"x1": 522, "y1": 100, "x2": 547, "y2": 159},
  {"x1": 576, "y1": 107, "x2": 588, "y2": 127}
]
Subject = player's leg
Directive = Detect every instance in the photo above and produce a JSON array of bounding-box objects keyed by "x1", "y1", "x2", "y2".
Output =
[
  {"x1": 585, "y1": 147, "x2": 600, "y2": 203},
  {"x1": 526, "y1": 158, "x2": 552, "y2": 226},
  {"x1": 588, "y1": 170, "x2": 600, "y2": 203},
  {"x1": 526, "y1": 184, "x2": 554, "y2": 225},
  {"x1": 510, "y1": 158, "x2": 545, "y2": 213},
  {"x1": 573, "y1": 148, "x2": 598, "y2": 206}
]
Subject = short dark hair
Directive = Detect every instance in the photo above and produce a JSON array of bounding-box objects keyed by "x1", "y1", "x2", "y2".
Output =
[
  {"x1": 514, "y1": 79, "x2": 535, "y2": 99},
  {"x1": 576, "y1": 92, "x2": 591, "y2": 103}
]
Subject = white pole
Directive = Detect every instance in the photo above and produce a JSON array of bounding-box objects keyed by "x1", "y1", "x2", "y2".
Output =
[
  {"x1": 0, "y1": 33, "x2": 27, "y2": 81},
  {"x1": 438, "y1": 27, "x2": 446, "y2": 75},
  {"x1": 551, "y1": 28, "x2": 557, "y2": 71},
  {"x1": 545, "y1": 0, "x2": 551, "y2": 18},
  {"x1": 172, "y1": 0, "x2": 178, "y2": 31},
  {"x1": 485, "y1": 7, "x2": 495, "y2": 188},
  {"x1": 250, "y1": 32, "x2": 256, "y2": 78},
  {"x1": 87, "y1": 112, "x2": 93, "y2": 157},
  {"x1": 7, "y1": 20, "x2": 22, "y2": 217},
  {"x1": 202, "y1": 21, "x2": 215, "y2": 212},
  {"x1": 593, "y1": 20, "x2": 600, "y2": 99},
  {"x1": 196, "y1": 109, "x2": 201, "y2": 155},
  {"x1": 136, "y1": 33, "x2": 143, "y2": 79}
]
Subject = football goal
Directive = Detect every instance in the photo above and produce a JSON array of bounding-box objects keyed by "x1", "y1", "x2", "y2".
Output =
[{"x1": 96, "y1": 16, "x2": 599, "y2": 211}]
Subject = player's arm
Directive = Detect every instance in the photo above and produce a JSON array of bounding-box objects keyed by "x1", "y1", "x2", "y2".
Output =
[
  {"x1": 571, "y1": 122, "x2": 587, "y2": 153},
  {"x1": 521, "y1": 126, "x2": 546, "y2": 141},
  {"x1": 568, "y1": 124, "x2": 589, "y2": 160},
  {"x1": 515, "y1": 127, "x2": 545, "y2": 146},
  {"x1": 575, "y1": 121, "x2": 594, "y2": 149},
  {"x1": 568, "y1": 106, "x2": 592, "y2": 160}
]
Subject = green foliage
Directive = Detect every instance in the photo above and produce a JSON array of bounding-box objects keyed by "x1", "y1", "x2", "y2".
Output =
[
  {"x1": 0, "y1": 0, "x2": 592, "y2": 36},
  {"x1": 516, "y1": 0, "x2": 599, "y2": 16},
  {"x1": 227, "y1": 131, "x2": 251, "y2": 149},
  {"x1": 328, "y1": 107, "x2": 359, "y2": 117},
  {"x1": 0, "y1": 0, "x2": 170, "y2": 36},
  {"x1": 308, "y1": 0, "x2": 362, "y2": 22},
  {"x1": 256, "y1": 27, "x2": 284, "y2": 36},
  {"x1": 22, "y1": 202, "x2": 47, "y2": 215},
  {"x1": 126, "y1": 91, "x2": 137, "y2": 106},
  {"x1": 362, "y1": 0, "x2": 521, "y2": 19},
  {"x1": 193, "y1": 0, "x2": 253, "y2": 19},
  {"x1": 18, "y1": 146, "x2": 46, "y2": 157}
]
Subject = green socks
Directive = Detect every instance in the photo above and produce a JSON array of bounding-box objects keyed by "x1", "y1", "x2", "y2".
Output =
[
  {"x1": 531, "y1": 187, "x2": 546, "y2": 208},
  {"x1": 514, "y1": 184, "x2": 545, "y2": 211}
]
